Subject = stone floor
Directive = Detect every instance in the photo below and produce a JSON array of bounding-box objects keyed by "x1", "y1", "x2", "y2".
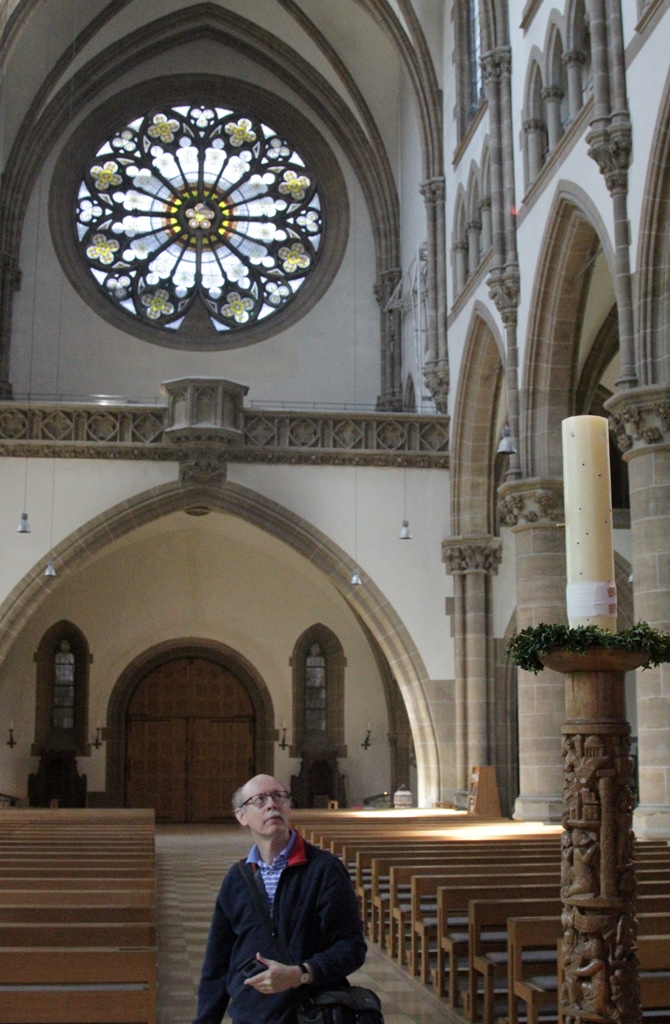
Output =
[{"x1": 156, "y1": 824, "x2": 464, "y2": 1023}]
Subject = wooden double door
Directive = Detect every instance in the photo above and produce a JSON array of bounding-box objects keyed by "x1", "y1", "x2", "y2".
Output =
[{"x1": 126, "y1": 657, "x2": 254, "y2": 822}]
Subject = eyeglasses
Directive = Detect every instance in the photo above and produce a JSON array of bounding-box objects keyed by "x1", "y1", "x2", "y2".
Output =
[{"x1": 240, "y1": 790, "x2": 291, "y2": 809}]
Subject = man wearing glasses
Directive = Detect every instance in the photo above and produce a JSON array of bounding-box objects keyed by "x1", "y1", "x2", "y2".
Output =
[{"x1": 193, "y1": 774, "x2": 366, "y2": 1024}]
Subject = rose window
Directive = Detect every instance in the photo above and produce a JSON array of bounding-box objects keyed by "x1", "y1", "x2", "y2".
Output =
[{"x1": 75, "y1": 105, "x2": 323, "y2": 334}]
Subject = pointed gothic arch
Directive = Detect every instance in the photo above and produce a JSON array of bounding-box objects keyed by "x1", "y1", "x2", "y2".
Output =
[
  {"x1": 0, "y1": 477, "x2": 443, "y2": 805},
  {"x1": 522, "y1": 183, "x2": 616, "y2": 478},
  {"x1": 450, "y1": 303, "x2": 504, "y2": 535}
]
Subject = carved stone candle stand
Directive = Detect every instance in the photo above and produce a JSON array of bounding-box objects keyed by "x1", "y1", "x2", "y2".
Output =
[{"x1": 540, "y1": 646, "x2": 645, "y2": 1024}]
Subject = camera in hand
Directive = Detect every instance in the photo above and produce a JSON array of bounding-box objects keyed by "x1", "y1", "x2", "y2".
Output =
[{"x1": 239, "y1": 957, "x2": 265, "y2": 977}]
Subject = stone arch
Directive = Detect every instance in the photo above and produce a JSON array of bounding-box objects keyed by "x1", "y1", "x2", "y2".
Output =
[
  {"x1": 522, "y1": 182, "x2": 616, "y2": 478},
  {"x1": 522, "y1": 55, "x2": 547, "y2": 187},
  {"x1": 451, "y1": 303, "x2": 504, "y2": 536},
  {"x1": 452, "y1": 186, "x2": 469, "y2": 295},
  {"x1": 105, "y1": 637, "x2": 274, "y2": 809},
  {"x1": 0, "y1": 478, "x2": 442, "y2": 805},
  {"x1": 545, "y1": 21, "x2": 569, "y2": 142},
  {"x1": 0, "y1": 2, "x2": 401, "y2": 397},
  {"x1": 635, "y1": 64, "x2": 670, "y2": 385}
]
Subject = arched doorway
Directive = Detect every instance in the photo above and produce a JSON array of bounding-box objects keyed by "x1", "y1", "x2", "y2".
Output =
[{"x1": 126, "y1": 657, "x2": 254, "y2": 822}]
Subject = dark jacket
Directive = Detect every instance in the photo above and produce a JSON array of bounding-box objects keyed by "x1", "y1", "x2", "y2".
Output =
[{"x1": 193, "y1": 832, "x2": 367, "y2": 1024}]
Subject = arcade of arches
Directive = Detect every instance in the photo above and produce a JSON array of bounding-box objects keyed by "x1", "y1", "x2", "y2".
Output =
[{"x1": 0, "y1": 1, "x2": 670, "y2": 840}]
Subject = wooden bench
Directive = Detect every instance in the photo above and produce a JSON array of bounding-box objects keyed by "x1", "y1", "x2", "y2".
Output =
[
  {"x1": 513, "y1": 915, "x2": 670, "y2": 1024},
  {"x1": 0, "y1": 947, "x2": 157, "y2": 1023},
  {"x1": 466, "y1": 897, "x2": 562, "y2": 1024},
  {"x1": 433, "y1": 882, "x2": 569, "y2": 1006},
  {"x1": 0, "y1": 809, "x2": 156, "y2": 1023},
  {"x1": 406, "y1": 864, "x2": 562, "y2": 980},
  {"x1": 370, "y1": 842, "x2": 562, "y2": 947}
]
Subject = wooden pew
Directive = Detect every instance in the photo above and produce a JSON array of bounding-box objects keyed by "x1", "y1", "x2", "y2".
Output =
[
  {"x1": 0, "y1": 809, "x2": 156, "y2": 1023},
  {"x1": 370, "y1": 841, "x2": 562, "y2": 946},
  {"x1": 0, "y1": 947, "x2": 157, "y2": 1024},
  {"x1": 466, "y1": 897, "x2": 561, "y2": 1024},
  {"x1": 406, "y1": 865, "x2": 562, "y2": 979},
  {"x1": 513, "y1": 915, "x2": 670, "y2": 1024},
  {"x1": 433, "y1": 881, "x2": 562, "y2": 1006}
]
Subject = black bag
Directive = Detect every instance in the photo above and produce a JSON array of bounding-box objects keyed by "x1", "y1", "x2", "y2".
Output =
[{"x1": 296, "y1": 985, "x2": 384, "y2": 1024}]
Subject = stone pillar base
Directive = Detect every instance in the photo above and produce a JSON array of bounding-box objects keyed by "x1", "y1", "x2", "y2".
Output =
[
  {"x1": 513, "y1": 794, "x2": 562, "y2": 823},
  {"x1": 633, "y1": 803, "x2": 670, "y2": 839}
]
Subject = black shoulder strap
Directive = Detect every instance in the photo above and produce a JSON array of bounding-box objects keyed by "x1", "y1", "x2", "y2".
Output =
[{"x1": 238, "y1": 860, "x2": 291, "y2": 964}]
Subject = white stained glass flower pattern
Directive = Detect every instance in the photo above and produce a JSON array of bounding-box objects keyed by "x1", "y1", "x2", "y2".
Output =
[{"x1": 75, "y1": 104, "x2": 323, "y2": 335}]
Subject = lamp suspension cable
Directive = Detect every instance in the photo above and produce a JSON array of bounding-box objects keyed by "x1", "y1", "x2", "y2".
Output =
[
  {"x1": 399, "y1": 468, "x2": 412, "y2": 540},
  {"x1": 44, "y1": 1, "x2": 79, "y2": 578}
]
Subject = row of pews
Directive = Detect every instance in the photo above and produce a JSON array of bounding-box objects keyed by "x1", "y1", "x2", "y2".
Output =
[
  {"x1": 292, "y1": 808, "x2": 670, "y2": 1024},
  {"x1": 0, "y1": 808, "x2": 157, "y2": 1024}
]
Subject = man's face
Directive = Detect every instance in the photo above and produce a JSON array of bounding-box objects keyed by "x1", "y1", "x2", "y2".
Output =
[{"x1": 234, "y1": 774, "x2": 291, "y2": 845}]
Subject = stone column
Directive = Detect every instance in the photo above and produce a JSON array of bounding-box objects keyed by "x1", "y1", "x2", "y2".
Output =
[
  {"x1": 607, "y1": 385, "x2": 670, "y2": 837},
  {"x1": 498, "y1": 479, "x2": 566, "y2": 821},
  {"x1": 374, "y1": 267, "x2": 403, "y2": 411},
  {"x1": 564, "y1": 51, "x2": 587, "y2": 122},
  {"x1": 523, "y1": 119, "x2": 546, "y2": 182},
  {"x1": 467, "y1": 220, "x2": 481, "y2": 277},
  {"x1": 480, "y1": 197, "x2": 492, "y2": 254},
  {"x1": 0, "y1": 254, "x2": 21, "y2": 398},
  {"x1": 453, "y1": 240, "x2": 468, "y2": 295},
  {"x1": 442, "y1": 536, "x2": 502, "y2": 799},
  {"x1": 543, "y1": 85, "x2": 565, "y2": 151},
  {"x1": 421, "y1": 177, "x2": 449, "y2": 414},
  {"x1": 586, "y1": 0, "x2": 636, "y2": 389}
]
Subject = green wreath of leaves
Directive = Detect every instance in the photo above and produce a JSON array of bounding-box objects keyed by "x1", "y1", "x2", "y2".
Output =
[{"x1": 506, "y1": 621, "x2": 670, "y2": 675}]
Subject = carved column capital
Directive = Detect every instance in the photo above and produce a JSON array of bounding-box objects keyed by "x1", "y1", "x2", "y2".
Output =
[
  {"x1": 373, "y1": 267, "x2": 402, "y2": 306},
  {"x1": 605, "y1": 384, "x2": 670, "y2": 454},
  {"x1": 586, "y1": 123, "x2": 632, "y2": 195},
  {"x1": 481, "y1": 47, "x2": 512, "y2": 84},
  {"x1": 563, "y1": 49, "x2": 587, "y2": 70},
  {"x1": 523, "y1": 117, "x2": 547, "y2": 136},
  {"x1": 423, "y1": 366, "x2": 449, "y2": 414},
  {"x1": 542, "y1": 85, "x2": 565, "y2": 103},
  {"x1": 442, "y1": 535, "x2": 502, "y2": 575},
  {"x1": 419, "y1": 176, "x2": 446, "y2": 205},
  {"x1": 497, "y1": 477, "x2": 564, "y2": 528},
  {"x1": 487, "y1": 265, "x2": 520, "y2": 325}
]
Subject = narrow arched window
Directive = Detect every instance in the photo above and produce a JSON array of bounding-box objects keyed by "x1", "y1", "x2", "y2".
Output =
[
  {"x1": 305, "y1": 643, "x2": 327, "y2": 733},
  {"x1": 34, "y1": 622, "x2": 91, "y2": 755},
  {"x1": 454, "y1": 0, "x2": 485, "y2": 141},
  {"x1": 467, "y1": 0, "x2": 483, "y2": 117},
  {"x1": 291, "y1": 625, "x2": 346, "y2": 756},
  {"x1": 52, "y1": 641, "x2": 76, "y2": 731}
]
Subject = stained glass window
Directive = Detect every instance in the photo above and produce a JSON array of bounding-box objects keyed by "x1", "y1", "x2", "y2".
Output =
[
  {"x1": 53, "y1": 639, "x2": 75, "y2": 731},
  {"x1": 75, "y1": 105, "x2": 323, "y2": 335},
  {"x1": 305, "y1": 642, "x2": 327, "y2": 732}
]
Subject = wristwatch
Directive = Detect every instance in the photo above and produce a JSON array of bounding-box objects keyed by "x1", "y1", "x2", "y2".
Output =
[{"x1": 299, "y1": 963, "x2": 312, "y2": 985}]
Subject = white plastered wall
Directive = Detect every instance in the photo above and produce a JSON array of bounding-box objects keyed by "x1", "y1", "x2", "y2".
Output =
[{"x1": 0, "y1": 458, "x2": 452, "y2": 806}]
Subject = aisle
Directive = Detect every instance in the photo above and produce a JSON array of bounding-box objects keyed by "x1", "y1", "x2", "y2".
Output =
[{"x1": 155, "y1": 824, "x2": 462, "y2": 1024}]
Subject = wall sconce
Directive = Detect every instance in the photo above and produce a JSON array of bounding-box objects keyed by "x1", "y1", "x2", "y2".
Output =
[
  {"x1": 278, "y1": 725, "x2": 288, "y2": 750},
  {"x1": 361, "y1": 727, "x2": 371, "y2": 750},
  {"x1": 92, "y1": 726, "x2": 104, "y2": 749},
  {"x1": 7, "y1": 725, "x2": 16, "y2": 749}
]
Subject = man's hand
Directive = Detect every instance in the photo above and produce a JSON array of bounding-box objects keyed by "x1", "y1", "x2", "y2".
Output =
[{"x1": 243, "y1": 953, "x2": 302, "y2": 994}]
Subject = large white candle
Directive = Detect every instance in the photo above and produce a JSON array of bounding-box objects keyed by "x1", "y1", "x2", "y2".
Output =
[{"x1": 562, "y1": 415, "x2": 617, "y2": 631}]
